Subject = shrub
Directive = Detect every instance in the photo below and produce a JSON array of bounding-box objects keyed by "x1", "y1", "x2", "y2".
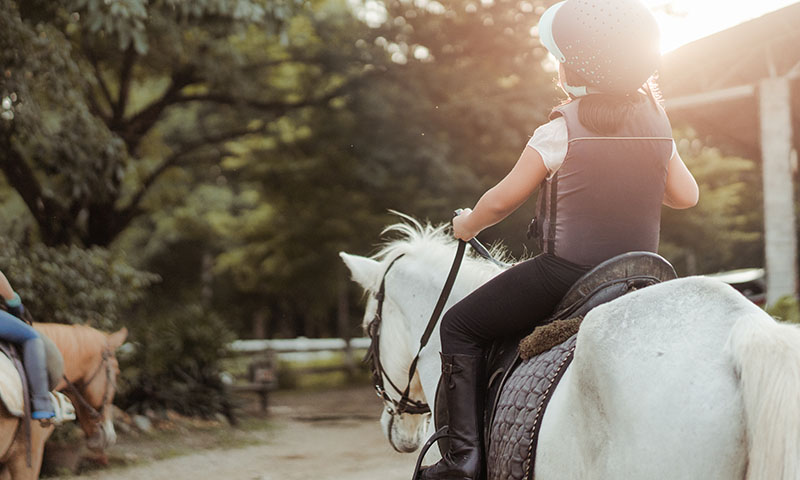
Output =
[
  {"x1": 117, "y1": 303, "x2": 235, "y2": 418},
  {"x1": 766, "y1": 295, "x2": 800, "y2": 324},
  {"x1": 0, "y1": 238, "x2": 158, "y2": 329}
]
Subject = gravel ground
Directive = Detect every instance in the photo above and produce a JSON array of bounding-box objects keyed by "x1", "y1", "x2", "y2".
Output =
[{"x1": 54, "y1": 385, "x2": 418, "y2": 480}]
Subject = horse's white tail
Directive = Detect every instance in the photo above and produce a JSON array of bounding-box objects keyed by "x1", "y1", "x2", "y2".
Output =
[{"x1": 727, "y1": 312, "x2": 800, "y2": 480}]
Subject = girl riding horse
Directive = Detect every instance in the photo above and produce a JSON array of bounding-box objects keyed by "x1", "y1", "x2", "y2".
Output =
[
  {"x1": 0, "y1": 269, "x2": 54, "y2": 420},
  {"x1": 421, "y1": 1, "x2": 699, "y2": 479}
]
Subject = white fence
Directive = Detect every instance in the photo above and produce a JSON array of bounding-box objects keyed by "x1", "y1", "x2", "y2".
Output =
[
  {"x1": 229, "y1": 337, "x2": 370, "y2": 362},
  {"x1": 225, "y1": 337, "x2": 371, "y2": 412}
]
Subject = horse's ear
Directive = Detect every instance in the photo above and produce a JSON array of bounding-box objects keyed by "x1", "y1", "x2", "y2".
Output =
[
  {"x1": 340, "y1": 252, "x2": 381, "y2": 292},
  {"x1": 107, "y1": 327, "x2": 128, "y2": 350}
]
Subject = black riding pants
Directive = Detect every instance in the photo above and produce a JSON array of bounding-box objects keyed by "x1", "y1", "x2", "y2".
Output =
[{"x1": 441, "y1": 253, "x2": 591, "y2": 356}]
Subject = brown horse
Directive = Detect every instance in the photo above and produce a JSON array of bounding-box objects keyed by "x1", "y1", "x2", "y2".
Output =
[{"x1": 0, "y1": 323, "x2": 127, "y2": 479}]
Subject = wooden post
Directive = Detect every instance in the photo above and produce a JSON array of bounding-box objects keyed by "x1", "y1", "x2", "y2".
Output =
[
  {"x1": 759, "y1": 76, "x2": 798, "y2": 305},
  {"x1": 338, "y1": 268, "x2": 355, "y2": 379},
  {"x1": 252, "y1": 309, "x2": 267, "y2": 339}
]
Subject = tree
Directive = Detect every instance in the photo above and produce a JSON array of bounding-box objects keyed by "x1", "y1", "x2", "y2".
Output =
[
  {"x1": 201, "y1": 0, "x2": 559, "y2": 337},
  {"x1": 0, "y1": 0, "x2": 369, "y2": 246},
  {"x1": 0, "y1": 237, "x2": 157, "y2": 328},
  {"x1": 660, "y1": 130, "x2": 763, "y2": 275}
]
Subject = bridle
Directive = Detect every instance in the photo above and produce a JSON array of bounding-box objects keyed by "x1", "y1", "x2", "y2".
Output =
[
  {"x1": 62, "y1": 348, "x2": 115, "y2": 420},
  {"x1": 365, "y1": 240, "x2": 467, "y2": 416},
  {"x1": 365, "y1": 254, "x2": 428, "y2": 415}
]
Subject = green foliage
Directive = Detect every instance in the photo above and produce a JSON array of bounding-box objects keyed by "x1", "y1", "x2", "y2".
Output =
[
  {"x1": 660, "y1": 130, "x2": 763, "y2": 275},
  {"x1": 118, "y1": 303, "x2": 235, "y2": 417},
  {"x1": 73, "y1": 0, "x2": 150, "y2": 53},
  {"x1": 766, "y1": 296, "x2": 800, "y2": 324},
  {"x1": 0, "y1": 0, "x2": 781, "y2": 420},
  {"x1": 0, "y1": 238, "x2": 158, "y2": 329},
  {"x1": 199, "y1": 0, "x2": 559, "y2": 336},
  {"x1": 275, "y1": 356, "x2": 370, "y2": 390},
  {"x1": 0, "y1": 0, "x2": 318, "y2": 246}
]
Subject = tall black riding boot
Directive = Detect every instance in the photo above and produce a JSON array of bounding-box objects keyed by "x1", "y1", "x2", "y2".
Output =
[{"x1": 419, "y1": 353, "x2": 486, "y2": 480}]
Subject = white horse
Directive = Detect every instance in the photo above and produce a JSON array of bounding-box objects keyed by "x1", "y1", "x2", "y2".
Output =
[{"x1": 341, "y1": 217, "x2": 800, "y2": 480}]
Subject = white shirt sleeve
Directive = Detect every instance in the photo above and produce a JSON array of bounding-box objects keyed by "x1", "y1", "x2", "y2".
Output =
[{"x1": 526, "y1": 117, "x2": 568, "y2": 178}]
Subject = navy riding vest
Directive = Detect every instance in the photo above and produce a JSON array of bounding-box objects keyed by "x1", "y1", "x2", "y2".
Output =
[{"x1": 533, "y1": 97, "x2": 673, "y2": 267}]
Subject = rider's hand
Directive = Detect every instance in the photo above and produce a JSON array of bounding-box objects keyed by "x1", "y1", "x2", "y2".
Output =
[
  {"x1": 7, "y1": 303, "x2": 24, "y2": 319},
  {"x1": 5, "y1": 292, "x2": 24, "y2": 318},
  {"x1": 453, "y1": 208, "x2": 477, "y2": 241}
]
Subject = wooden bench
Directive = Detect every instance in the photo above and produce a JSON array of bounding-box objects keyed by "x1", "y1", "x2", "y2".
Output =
[{"x1": 229, "y1": 354, "x2": 278, "y2": 413}]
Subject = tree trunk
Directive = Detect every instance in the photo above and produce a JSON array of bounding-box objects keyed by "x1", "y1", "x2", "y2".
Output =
[{"x1": 251, "y1": 309, "x2": 268, "y2": 339}]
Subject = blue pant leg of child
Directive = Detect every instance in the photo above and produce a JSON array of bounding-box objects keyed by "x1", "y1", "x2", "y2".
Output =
[{"x1": 0, "y1": 310, "x2": 55, "y2": 418}]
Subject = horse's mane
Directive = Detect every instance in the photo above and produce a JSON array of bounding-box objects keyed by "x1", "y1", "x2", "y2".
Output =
[{"x1": 371, "y1": 213, "x2": 513, "y2": 279}]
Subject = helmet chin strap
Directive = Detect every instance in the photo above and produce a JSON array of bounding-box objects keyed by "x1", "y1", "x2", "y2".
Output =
[
  {"x1": 562, "y1": 80, "x2": 651, "y2": 100},
  {"x1": 562, "y1": 81, "x2": 588, "y2": 99}
]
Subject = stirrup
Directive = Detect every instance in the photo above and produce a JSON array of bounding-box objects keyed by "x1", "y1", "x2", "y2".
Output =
[
  {"x1": 49, "y1": 391, "x2": 77, "y2": 425},
  {"x1": 412, "y1": 426, "x2": 450, "y2": 480}
]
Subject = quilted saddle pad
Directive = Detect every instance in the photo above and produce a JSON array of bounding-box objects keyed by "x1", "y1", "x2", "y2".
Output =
[{"x1": 486, "y1": 334, "x2": 577, "y2": 480}]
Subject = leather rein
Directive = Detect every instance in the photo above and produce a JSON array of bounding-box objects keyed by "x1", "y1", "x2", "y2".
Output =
[
  {"x1": 61, "y1": 348, "x2": 115, "y2": 420},
  {"x1": 365, "y1": 240, "x2": 467, "y2": 416}
]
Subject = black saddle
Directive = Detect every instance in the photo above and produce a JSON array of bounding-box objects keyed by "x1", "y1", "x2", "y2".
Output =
[{"x1": 434, "y1": 251, "x2": 677, "y2": 457}]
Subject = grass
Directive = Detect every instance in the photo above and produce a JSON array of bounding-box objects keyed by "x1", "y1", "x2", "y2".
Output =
[
  {"x1": 278, "y1": 360, "x2": 371, "y2": 390},
  {"x1": 222, "y1": 350, "x2": 371, "y2": 390},
  {"x1": 766, "y1": 295, "x2": 800, "y2": 323}
]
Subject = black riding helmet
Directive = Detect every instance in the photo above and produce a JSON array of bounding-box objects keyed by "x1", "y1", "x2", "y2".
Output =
[{"x1": 538, "y1": 0, "x2": 661, "y2": 96}]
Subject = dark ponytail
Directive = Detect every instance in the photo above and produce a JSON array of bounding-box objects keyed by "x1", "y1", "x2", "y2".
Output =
[
  {"x1": 577, "y1": 94, "x2": 645, "y2": 135},
  {"x1": 562, "y1": 71, "x2": 663, "y2": 135}
]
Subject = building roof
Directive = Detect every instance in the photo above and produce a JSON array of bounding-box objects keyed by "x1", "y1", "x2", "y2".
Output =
[{"x1": 660, "y1": 3, "x2": 800, "y2": 159}]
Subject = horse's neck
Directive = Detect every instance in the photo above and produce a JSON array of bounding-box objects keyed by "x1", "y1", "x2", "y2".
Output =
[
  {"x1": 402, "y1": 253, "x2": 498, "y2": 332},
  {"x1": 385, "y1": 252, "x2": 498, "y2": 418},
  {"x1": 388, "y1": 253, "x2": 499, "y2": 367},
  {"x1": 35, "y1": 323, "x2": 101, "y2": 381}
]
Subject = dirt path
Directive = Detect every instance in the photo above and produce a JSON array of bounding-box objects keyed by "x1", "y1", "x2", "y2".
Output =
[{"x1": 56, "y1": 386, "x2": 419, "y2": 480}]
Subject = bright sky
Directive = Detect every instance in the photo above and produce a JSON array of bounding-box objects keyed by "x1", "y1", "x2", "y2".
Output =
[
  {"x1": 646, "y1": 0, "x2": 800, "y2": 52},
  {"x1": 350, "y1": 0, "x2": 800, "y2": 62}
]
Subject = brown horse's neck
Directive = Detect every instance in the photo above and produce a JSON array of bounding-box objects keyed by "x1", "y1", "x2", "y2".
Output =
[{"x1": 34, "y1": 323, "x2": 106, "y2": 383}]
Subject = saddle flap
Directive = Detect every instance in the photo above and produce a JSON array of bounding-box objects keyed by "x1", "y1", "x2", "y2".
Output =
[{"x1": 487, "y1": 335, "x2": 578, "y2": 480}]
